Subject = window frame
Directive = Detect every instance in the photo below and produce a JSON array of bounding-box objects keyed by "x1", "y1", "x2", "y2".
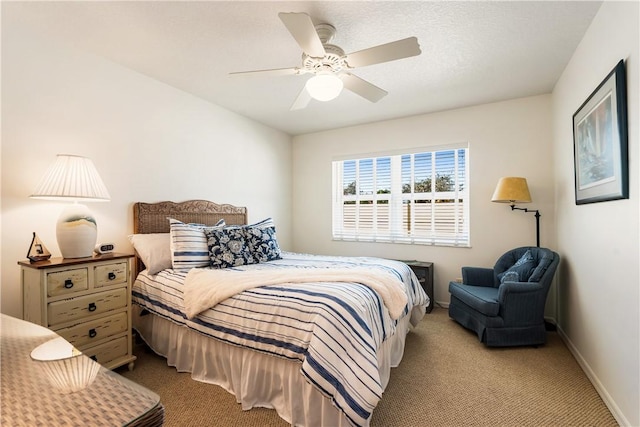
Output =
[{"x1": 332, "y1": 144, "x2": 470, "y2": 247}]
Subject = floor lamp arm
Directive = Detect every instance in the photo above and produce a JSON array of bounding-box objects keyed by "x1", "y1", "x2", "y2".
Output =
[{"x1": 511, "y1": 206, "x2": 541, "y2": 247}]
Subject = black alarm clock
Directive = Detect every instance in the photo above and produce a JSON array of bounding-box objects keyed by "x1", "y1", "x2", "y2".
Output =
[{"x1": 94, "y1": 243, "x2": 115, "y2": 254}]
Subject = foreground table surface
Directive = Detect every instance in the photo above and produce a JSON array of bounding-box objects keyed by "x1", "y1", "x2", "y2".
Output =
[{"x1": 1, "y1": 314, "x2": 163, "y2": 426}]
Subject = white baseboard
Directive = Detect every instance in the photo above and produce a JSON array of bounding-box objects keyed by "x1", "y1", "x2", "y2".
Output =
[
  {"x1": 556, "y1": 325, "x2": 630, "y2": 426},
  {"x1": 434, "y1": 300, "x2": 449, "y2": 309}
]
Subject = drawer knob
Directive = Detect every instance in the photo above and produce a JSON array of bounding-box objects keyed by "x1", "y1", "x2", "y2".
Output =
[
  {"x1": 64, "y1": 279, "x2": 74, "y2": 289},
  {"x1": 88, "y1": 302, "x2": 97, "y2": 312},
  {"x1": 89, "y1": 328, "x2": 97, "y2": 338},
  {"x1": 108, "y1": 272, "x2": 116, "y2": 281}
]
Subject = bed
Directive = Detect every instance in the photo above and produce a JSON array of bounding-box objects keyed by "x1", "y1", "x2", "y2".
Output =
[{"x1": 130, "y1": 200, "x2": 429, "y2": 427}]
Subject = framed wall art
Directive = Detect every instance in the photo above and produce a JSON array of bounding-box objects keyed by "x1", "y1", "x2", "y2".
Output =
[{"x1": 573, "y1": 59, "x2": 628, "y2": 205}]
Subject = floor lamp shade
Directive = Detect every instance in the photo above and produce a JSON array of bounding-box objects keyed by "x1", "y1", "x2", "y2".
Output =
[
  {"x1": 31, "y1": 155, "x2": 110, "y2": 258},
  {"x1": 491, "y1": 177, "x2": 532, "y2": 205}
]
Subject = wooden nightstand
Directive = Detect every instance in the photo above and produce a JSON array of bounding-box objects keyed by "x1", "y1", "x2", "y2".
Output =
[
  {"x1": 401, "y1": 261, "x2": 434, "y2": 313},
  {"x1": 19, "y1": 253, "x2": 136, "y2": 371}
]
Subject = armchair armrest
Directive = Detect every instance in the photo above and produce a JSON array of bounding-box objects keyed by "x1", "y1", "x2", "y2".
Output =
[
  {"x1": 461, "y1": 267, "x2": 495, "y2": 287},
  {"x1": 498, "y1": 281, "x2": 546, "y2": 325},
  {"x1": 497, "y1": 281, "x2": 543, "y2": 301}
]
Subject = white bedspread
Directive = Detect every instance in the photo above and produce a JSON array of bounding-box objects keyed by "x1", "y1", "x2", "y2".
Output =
[{"x1": 184, "y1": 266, "x2": 408, "y2": 320}]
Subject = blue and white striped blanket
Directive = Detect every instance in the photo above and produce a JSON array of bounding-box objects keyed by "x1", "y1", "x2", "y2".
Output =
[{"x1": 131, "y1": 252, "x2": 428, "y2": 426}]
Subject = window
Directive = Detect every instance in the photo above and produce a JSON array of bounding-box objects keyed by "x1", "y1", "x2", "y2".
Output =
[{"x1": 332, "y1": 145, "x2": 469, "y2": 246}]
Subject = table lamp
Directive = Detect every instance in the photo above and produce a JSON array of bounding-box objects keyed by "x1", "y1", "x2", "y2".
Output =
[
  {"x1": 491, "y1": 176, "x2": 541, "y2": 247},
  {"x1": 31, "y1": 154, "x2": 110, "y2": 258}
]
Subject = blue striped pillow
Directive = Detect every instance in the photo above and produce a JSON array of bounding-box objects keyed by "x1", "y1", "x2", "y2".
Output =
[{"x1": 169, "y1": 218, "x2": 225, "y2": 270}]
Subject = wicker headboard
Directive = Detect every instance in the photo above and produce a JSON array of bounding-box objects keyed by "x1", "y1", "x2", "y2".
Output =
[
  {"x1": 132, "y1": 200, "x2": 248, "y2": 273},
  {"x1": 133, "y1": 200, "x2": 247, "y2": 233}
]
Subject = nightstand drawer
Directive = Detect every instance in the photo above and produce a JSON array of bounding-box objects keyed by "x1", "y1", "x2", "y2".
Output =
[
  {"x1": 82, "y1": 336, "x2": 128, "y2": 366},
  {"x1": 47, "y1": 287, "x2": 127, "y2": 326},
  {"x1": 57, "y1": 311, "x2": 128, "y2": 348},
  {"x1": 94, "y1": 262, "x2": 128, "y2": 288},
  {"x1": 47, "y1": 267, "x2": 89, "y2": 297}
]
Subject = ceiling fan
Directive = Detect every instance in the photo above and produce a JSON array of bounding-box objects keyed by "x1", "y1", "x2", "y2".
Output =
[{"x1": 229, "y1": 12, "x2": 422, "y2": 110}]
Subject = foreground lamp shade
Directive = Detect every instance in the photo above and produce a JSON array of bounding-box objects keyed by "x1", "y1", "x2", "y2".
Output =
[
  {"x1": 31, "y1": 337, "x2": 100, "y2": 394},
  {"x1": 305, "y1": 73, "x2": 344, "y2": 101},
  {"x1": 491, "y1": 177, "x2": 532, "y2": 206},
  {"x1": 31, "y1": 155, "x2": 110, "y2": 258}
]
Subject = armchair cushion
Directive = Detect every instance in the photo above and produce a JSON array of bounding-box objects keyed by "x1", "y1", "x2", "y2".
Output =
[
  {"x1": 448, "y1": 282, "x2": 500, "y2": 316},
  {"x1": 528, "y1": 250, "x2": 554, "y2": 282}
]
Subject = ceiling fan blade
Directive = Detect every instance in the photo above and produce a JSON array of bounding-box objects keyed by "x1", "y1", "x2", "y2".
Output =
[
  {"x1": 229, "y1": 67, "x2": 300, "y2": 77},
  {"x1": 278, "y1": 12, "x2": 326, "y2": 57},
  {"x1": 290, "y1": 86, "x2": 312, "y2": 110},
  {"x1": 341, "y1": 73, "x2": 388, "y2": 103},
  {"x1": 345, "y1": 37, "x2": 421, "y2": 68}
]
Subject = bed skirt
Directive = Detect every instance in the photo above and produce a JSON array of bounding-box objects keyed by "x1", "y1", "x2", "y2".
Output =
[{"x1": 132, "y1": 304, "x2": 424, "y2": 426}]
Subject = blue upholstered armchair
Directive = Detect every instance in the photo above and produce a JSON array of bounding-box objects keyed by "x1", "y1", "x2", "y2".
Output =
[{"x1": 448, "y1": 246, "x2": 560, "y2": 347}]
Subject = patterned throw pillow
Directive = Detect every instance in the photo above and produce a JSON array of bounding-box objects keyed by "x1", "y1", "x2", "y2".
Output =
[
  {"x1": 169, "y1": 218, "x2": 225, "y2": 270},
  {"x1": 500, "y1": 270, "x2": 520, "y2": 283},
  {"x1": 205, "y1": 227, "x2": 255, "y2": 269},
  {"x1": 244, "y1": 218, "x2": 282, "y2": 263},
  {"x1": 497, "y1": 249, "x2": 537, "y2": 284}
]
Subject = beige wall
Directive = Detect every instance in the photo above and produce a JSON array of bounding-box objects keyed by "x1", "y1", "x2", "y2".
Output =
[
  {"x1": 1, "y1": 22, "x2": 292, "y2": 318},
  {"x1": 292, "y1": 94, "x2": 556, "y2": 313},
  {"x1": 552, "y1": 1, "x2": 639, "y2": 425}
]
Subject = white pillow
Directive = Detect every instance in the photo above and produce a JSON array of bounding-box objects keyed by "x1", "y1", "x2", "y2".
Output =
[{"x1": 128, "y1": 233, "x2": 172, "y2": 275}]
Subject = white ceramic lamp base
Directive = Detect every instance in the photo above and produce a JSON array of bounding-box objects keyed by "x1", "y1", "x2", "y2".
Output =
[{"x1": 56, "y1": 204, "x2": 98, "y2": 258}]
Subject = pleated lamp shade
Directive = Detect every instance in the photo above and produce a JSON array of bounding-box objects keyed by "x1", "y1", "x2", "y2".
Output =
[
  {"x1": 31, "y1": 336, "x2": 101, "y2": 394},
  {"x1": 31, "y1": 155, "x2": 110, "y2": 201},
  {"x1": 31, "y1": 155, "x2": 110, "y2": 258}
]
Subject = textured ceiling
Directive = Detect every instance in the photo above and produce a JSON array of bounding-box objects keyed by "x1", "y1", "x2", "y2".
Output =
[{"x1": 3, "y1": 1, "x2": 602, "y2": 135}]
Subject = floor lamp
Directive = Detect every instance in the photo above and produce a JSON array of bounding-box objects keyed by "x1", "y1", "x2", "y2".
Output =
[{"x1": 491, "y1": 177, "x2": 541, "y2": 247}]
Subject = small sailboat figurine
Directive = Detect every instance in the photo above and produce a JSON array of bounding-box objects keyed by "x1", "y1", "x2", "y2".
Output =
[{"x1": 28, "y1": 232, "x2": 52, "y2": 263}]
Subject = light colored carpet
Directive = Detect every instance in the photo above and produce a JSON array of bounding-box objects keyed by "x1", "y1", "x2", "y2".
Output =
[{"x1": 118, "y1": 308, "x2": 618, "y2": 426}]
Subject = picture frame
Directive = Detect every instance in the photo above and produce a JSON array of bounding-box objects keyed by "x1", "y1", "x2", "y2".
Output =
[{"x1": 573, "y1": 59, "x2": 628, "y2": 205}]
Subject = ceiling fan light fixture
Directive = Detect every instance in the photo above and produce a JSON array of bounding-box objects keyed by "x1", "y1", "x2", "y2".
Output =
[{"x1": 305, "y1": 73, "x2": 343, "y2": 101}]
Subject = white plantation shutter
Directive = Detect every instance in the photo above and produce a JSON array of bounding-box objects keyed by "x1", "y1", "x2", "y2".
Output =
[{"x1": 332, "y1": 145, "x2": 469, "y2": 247}]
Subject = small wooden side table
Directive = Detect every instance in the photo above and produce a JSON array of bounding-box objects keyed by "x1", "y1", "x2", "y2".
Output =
[{"x1": 19, "y1": 253, "x2": 137, "y2": 370}]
